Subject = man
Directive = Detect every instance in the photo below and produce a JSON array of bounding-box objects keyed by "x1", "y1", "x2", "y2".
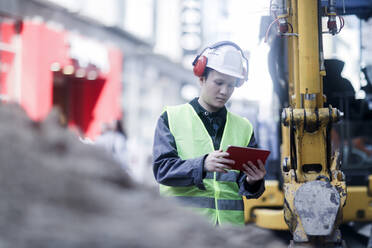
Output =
[{"x1": 152, "y1": 41, "x2": 266, "y2": 226}]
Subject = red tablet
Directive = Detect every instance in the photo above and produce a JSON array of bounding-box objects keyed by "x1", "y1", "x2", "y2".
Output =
[{"x1": 226, "y1": 146, "x2": 270, "y2": 171}]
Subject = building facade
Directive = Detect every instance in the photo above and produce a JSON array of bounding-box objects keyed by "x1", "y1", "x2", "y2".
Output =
[{"x1": 0, "y1": 0, "x2": 199, "y2": 184}]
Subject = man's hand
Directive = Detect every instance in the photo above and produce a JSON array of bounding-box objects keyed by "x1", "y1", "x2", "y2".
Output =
[
  {"x1": 204, "y1": 149, "x2": 235, "y2": 173},
  {"x1": 242, "y1": 159, "x2": 266, "y2": 185}
]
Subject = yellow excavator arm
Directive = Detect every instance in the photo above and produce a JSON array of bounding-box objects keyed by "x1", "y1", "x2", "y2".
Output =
[{"x1": 245, "y1": 0, "x2": 350, "y2": 246}]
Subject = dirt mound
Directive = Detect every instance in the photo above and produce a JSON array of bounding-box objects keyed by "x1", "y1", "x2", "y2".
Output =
[{"x1": 0, "y1": 104, "x2": 287, "y2": 248}]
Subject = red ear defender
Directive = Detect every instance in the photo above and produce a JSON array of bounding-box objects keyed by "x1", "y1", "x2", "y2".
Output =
[{"x1": 193, "y1": 55, "x2": 208, "y2": 77}]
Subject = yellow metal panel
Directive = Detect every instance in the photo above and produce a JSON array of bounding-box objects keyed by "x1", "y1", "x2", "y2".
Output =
[
  {"x1": 253, "y1": 209, "x2": 288, "y2": 230},
  {"x1": 343, "y1": 186, "x2": 372, "y2": 222},
  {"x1": 298, "y1": 131, "x2": 327, "y2": 181},
  {"x1": 244, "y1": 180, "x2": 284, "y2": 223}
]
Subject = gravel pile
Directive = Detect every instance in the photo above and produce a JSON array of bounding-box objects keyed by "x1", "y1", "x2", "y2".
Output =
[{"x1": 0, "y1": 104, "x2": 288, "y2": 248}]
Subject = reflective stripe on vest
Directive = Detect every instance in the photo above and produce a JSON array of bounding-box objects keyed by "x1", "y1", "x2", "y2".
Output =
[{"x1": 160, "y1": 103, "x2": 253, "y2": 226}]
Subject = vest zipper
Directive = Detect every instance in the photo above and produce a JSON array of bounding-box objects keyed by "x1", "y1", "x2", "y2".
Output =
[{"x1": 213, "y1": 172, "x2": 221, "y2": 225}]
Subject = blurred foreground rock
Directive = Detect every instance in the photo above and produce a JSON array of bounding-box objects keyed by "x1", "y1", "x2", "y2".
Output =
[{"x1": 0, "y1": 104, "x2": 288, "y2": 248}]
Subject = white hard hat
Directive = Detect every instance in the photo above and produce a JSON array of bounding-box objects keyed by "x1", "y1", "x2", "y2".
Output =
[
  {"x1": 205, "y1": 45, "x2": 246, "y2": 80},
  {"x1": 192, "y1": 41, "x2": 249, "y2": 86}
]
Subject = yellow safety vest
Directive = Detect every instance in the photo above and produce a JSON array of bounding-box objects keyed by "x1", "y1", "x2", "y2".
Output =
[{"x1": 160, "y1": 103, "x2": 253, "y2": 226}]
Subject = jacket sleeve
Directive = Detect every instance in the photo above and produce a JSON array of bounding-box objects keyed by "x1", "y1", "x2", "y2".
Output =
[
  {"x1": 152, "y1": 112, "x2": 206, "y2": 190},
  {"x1": 237, "y1": 132, "x2": 265, "y2": 198}
]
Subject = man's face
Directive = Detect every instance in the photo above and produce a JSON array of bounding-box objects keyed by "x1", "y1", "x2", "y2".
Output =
[{"x1": 199, "y1": 69, "x2": 237, "y2": 112}]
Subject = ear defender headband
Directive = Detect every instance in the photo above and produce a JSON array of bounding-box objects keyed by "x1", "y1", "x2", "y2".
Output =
[{"x1": 192, "y1": 41, "x2": 249, "y2": 87}]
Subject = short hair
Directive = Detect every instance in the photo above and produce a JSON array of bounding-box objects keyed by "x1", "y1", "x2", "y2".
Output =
[{"x1": 202, "y1": 67, "x2": 213, "y2": 79}]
